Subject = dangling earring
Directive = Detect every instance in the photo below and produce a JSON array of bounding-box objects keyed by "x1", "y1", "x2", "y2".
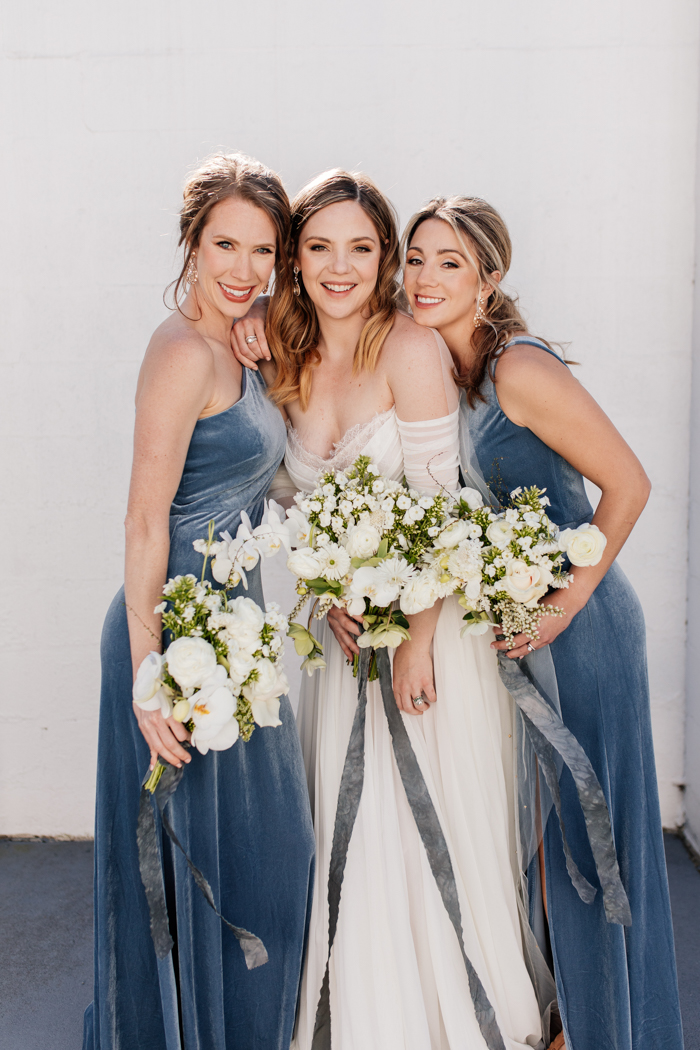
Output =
[
  {"x1": 262, "y1": 281, "x2": 270, "y2": 294},
  {"x1": 473, "y1": 296, "x2": 485, "y2": 328},
  {"x1": 293, "y1": 266, "x2": 301, "y2": 296},
  {"x1": 186, "y1": 253, "x2": 198, "y2": 285}
]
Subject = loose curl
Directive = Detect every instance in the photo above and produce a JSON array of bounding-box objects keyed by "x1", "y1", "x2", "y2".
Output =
[
  {"x1": 167, "y1": 151, "x2": 292, "y2": 314},
  {"x1": 403, "y1": 196, "x2": 556, "y2": 408},
  {"x1": 267, "y1": 170, "x2": 400, "y2": 409}
]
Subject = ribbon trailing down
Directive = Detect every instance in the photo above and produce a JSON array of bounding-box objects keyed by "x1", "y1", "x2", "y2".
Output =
[
  {"x1": 137, "y1": 760, "x2": 269, "y2": 970},
  {"x1": 498, "y1": 653, "x2": 632, "y2": 927},
  {"x1": 312, "y1": 648, "x2": 506, "y2": 1050}
]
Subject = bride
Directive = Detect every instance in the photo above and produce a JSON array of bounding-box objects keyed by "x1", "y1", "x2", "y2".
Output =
[{"x1": 237, "y1": 169, "x2": 544, "y2": 1050}]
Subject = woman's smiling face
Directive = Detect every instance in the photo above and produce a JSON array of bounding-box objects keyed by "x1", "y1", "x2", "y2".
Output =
[
  {"x1": 403, "y1": 217, "x2": 483, "y2": 332},
  {"x1": 296, "y1": 200, "x2": 382, "y2": 323},
  {"x1": 193, "y1": 197, "x2": 277, "y2": 320}
]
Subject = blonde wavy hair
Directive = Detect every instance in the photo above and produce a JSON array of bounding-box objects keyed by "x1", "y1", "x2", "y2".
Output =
[
  {"x1": 403, "y1": 196, "x2": 555, "y2": 408},
  {"x1": 267, "y1": 170, "x2": 400, "y2": 409}
]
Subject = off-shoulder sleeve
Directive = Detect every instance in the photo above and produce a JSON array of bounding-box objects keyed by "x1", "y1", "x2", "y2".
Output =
[
  {"x1": 396, "y1": 410, "x2": 460, "y2": 495},
  {"x1": 394, "y1": 328, "x2": 460, "y2": 495}
]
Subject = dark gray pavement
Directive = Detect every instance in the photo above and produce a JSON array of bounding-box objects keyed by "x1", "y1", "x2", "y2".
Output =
[{"x1": 0, "y1": 834, "x2": 698, "y2": 1049}]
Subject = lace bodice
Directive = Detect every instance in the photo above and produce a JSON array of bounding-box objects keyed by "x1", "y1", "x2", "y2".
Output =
[{"x1": 268, "y1": 328, "x2": 461, "y2": 499}]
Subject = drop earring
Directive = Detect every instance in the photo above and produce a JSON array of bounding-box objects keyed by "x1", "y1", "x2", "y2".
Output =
[
  {"x1": 186, "y1": 253, "x2": 198, "y2": 285},
  {"x1": 293, "y1": 266, "x2": 301, "y2": 296},
  {"x1": 262, "y1": 281, "x2": 270, "y2": 294},
  {"x1": 473, "y1": 296, "x2": 485, "y2": 328}
]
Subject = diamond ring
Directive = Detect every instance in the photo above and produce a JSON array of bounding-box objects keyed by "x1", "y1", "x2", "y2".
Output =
[
  {"x1": 412, "y1": 694, "x2": 425, "y2": 708},
  {"x1": 526, "y1": 642, "x2": 535, "y2": 653},
  {"x1": 245, "y1": 335, "x2": 258, "y2": 344}
]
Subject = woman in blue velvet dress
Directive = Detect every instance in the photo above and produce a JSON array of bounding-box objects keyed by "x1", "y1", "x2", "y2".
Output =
[
  {"x1": 83, "y1": 153, "x2": 315, "y2": 1050},
  {"x1": 401, "y1": 196, "x2": 683, "y2": 1050}
]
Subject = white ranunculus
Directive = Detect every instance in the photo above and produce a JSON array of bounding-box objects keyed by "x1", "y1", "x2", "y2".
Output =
[
  {"x1": 166, "y1": 636, "x2": 218, "y2": 691},
  {"x1": 486, "y1": 518, "x2": 516, "y2": 549},
  {"x1": 287, "y1": 546, "x2": 329, "y2": 579},
  {"x1": 435, "y1": 519, "x2": 471, "y2": 548},
  {"x1": 558, "y1": 523, "x2": 607, "y2": 567},
  {"x1": 189, "y1": 669, "x2": 239, "y2": 754},
  {"x1": 344, "y1": 523, "x2": 381, "y2": 559},
  {"x1": 400, "y1": 573, "x2": 441, "y2": 615},
  {"x1": 501, "y1": 558, "x2": 553, "y2": 607},
  {"x1": 242, "y1": 658, "x2": 285, "y2": 727},
  {"x1": 228, "y1": 650, "x2": 257, "y2": 687},
  {"x1": 459, "y1": 487, "x2": 484, "y2": 510}
]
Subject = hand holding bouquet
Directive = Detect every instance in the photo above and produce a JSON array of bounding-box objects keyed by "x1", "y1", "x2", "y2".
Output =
[
  {"x1": 283, "y1": 455, "x2": 450, "y2": 678},
  {"x1": 403, "y1": 485, "x2": 607, "y2": 646}
]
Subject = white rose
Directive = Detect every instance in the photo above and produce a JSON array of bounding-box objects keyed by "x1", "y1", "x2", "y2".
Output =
[
  {"x1": 344, "y1": 523, "x2": 381, "y2": 559},
  {"x1": 435, "y1": 519, "x2": 471, "y2": 548},
  {"x1": 242, "y1": 658, "x2": 286, "y2": 727},
  {"x1": 286, "y1": 547, "x2": 329, "y2": 579},
  {"x1": 501, "y1": 559, "x2": 553, "y2": 607},
  {"x1": 165, "y1": 636, "x2": 218, "y2": 690},
  {"x1": 132, "y1": 652, "x2": 173, "y2": 716},
  {"x1": 228, "y1": 650, "x2": 257, "y2": 687},
  {"x1": 189, "y1": 668, "x2": 239, "y2": 754},
  {"x1": 486, "y1": 518, "x2": 516, "y2": 549},
  {"x1": 459, "y1": 487, "x2": 484, "y2": 510},
  {"x1": 558, "y1": 523, "x2": 607, "y2": 567}
]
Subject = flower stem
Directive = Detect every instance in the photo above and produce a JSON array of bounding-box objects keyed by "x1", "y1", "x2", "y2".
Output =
[{"x1": 144, "y1": 760, "x2": 166, "y2": 794}]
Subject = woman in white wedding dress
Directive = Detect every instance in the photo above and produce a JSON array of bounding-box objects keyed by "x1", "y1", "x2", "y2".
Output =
[{"x1": 237, "y1": 170, "x2": 544, "y2": 1050}]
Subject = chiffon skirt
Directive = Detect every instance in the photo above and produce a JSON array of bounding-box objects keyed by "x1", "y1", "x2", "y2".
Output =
[{"x1": 294, "y1": 596, "x2": 543, "y2": 1050}]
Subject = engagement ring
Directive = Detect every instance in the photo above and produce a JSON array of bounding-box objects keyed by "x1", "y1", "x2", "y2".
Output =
[
  {"x1": 526, "y1": 642, "x2": 535, "y2": 653},
  {"x1": 245, "y1": 335, "x2": 258, "y2": 344},
  {"x1": 412, "y1": 694, "x2": 425, "y2": 708}
]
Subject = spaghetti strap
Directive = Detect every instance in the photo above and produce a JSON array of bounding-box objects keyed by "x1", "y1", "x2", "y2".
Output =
[{"x1": 501, "y1": 337, "x2": 567, "y2": 364}]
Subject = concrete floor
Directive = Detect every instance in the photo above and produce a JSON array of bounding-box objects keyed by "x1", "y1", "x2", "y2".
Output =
[{"x1": 0, "y1": 835, "x2": 697, "y2": 1050}]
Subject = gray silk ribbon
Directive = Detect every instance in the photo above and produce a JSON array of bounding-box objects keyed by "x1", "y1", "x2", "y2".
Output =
[
  {"x1": 498, "y1": 653, "x2": 632, "y2": 927},
  {"x1": 312, "y1": 648, "x2": 506, "y2": 1050},
  {"x1": 137, "y1": 760, "x2": 269, "y2": 970}
]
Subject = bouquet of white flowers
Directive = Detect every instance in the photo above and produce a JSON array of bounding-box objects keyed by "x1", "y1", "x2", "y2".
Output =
[
  {"x1": 133, "y1": 510, "x2": 290, "y2": 793},
  {"x1": 283, "y1": 455, "x2": 450, "y2": 679},
  {"x1": 403, "y1": 485, "x2": 607, "y2": 646}
]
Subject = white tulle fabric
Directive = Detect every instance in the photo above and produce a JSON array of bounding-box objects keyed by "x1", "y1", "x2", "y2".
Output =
[{"x1": 286, "y1": 332, "x2": 542, "y2": 1050}]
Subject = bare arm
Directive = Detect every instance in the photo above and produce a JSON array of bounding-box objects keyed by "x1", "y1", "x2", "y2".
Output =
[
  {"x1": 230, "y1": 296, "x2": 270, "y2": 369},
  {"x1": 125, "y1": 327, "x2": 216, "y2": 765},
  {"x1": 492, "y1": 347, "x2": 651, "y2": 658}
]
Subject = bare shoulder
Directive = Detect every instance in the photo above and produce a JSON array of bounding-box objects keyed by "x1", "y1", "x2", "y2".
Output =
[
  {"x1": 135, "y1": 314, "x2": 216, "y2": 411},
  {"x1": 381, "y1": 313, "x2": 443, "y2": 374},
  {"x1": 496, "y1": 343, "x2": 577, "y2": 395}
]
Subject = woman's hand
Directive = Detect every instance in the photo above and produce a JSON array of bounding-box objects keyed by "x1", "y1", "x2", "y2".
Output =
[
  {"x1": 327, "y1": 605, "x2": 362, "y2": 659},
  {"x1": 491, "y1": 591, "x2": 580, "y2": 660},
  {"x1": 230, "y1": 297, "x2": 270, "y2": 369},
  {"x1": 133, "y1": 704, "x2": 192, "y2": 770},
  {"x1": 392, "y1": 641, "x2": 437, "y2": 716}
]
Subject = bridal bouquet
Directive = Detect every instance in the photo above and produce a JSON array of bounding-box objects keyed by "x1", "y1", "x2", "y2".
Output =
[
  {"x1": 284, "y1": 455, "x2": 450, "y2": 678},
  {"x1": 133, "y1": 509, "x2": 290, "y2": 792},
  {"x1": 402, "y1": 485, "x2": 607, "y2": 646}
]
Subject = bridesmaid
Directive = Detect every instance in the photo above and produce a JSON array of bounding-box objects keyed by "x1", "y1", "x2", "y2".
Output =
[
  {"x1": 83, "y1": 153, "x2": 315, "y2": 1050},
  {"x1": 401, "y1": 196, "x2": 683, "y2": 1050}
]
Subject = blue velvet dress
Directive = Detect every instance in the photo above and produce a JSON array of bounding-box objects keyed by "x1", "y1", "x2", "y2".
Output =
[
  {"x1": 83, "y1": 368, "x2": 315, "y2": 1050},
  {"x1": 463, "y1": 339, "x2": 683, "y2": 1050}
]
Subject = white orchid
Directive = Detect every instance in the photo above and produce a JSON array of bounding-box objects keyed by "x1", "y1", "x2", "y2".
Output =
[
  {"x1": 132, "y1": 651, "x2": 173, "y2": 717},
  {"x1": 188, "y1": 667, "x2": 239, "y2": 755},
  {"x1": 252, "y1": 500, "x2": 293, "y2": 558}
]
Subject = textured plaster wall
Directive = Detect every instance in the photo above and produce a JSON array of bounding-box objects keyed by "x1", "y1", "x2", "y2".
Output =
[{"x1": 1, "y1": 0, "x2": 698, "y2": 835}]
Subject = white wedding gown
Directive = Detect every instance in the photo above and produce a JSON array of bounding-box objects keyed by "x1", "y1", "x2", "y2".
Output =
[{"x1": 281, "y1": 335, "x2": 543, "y2": 1050}]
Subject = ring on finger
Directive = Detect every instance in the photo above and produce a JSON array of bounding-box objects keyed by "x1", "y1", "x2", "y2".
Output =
[
  {"x1": 526, "y1": 642, "x2": 536, "y2": 653},
  {"x1": 245, "y1": 335, "x2": 258, "y2": 344},
  {"x1": 412, "y1": 694, "x2": 426, "y2": 708}
]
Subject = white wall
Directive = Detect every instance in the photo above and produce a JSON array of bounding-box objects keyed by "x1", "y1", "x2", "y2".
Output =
[
  {"x1": 685, "y1": 61, "x2": 700, "y2": 855},
  {"x1": 1, "y1": 0, "x2": 698, "y2": 835}
]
